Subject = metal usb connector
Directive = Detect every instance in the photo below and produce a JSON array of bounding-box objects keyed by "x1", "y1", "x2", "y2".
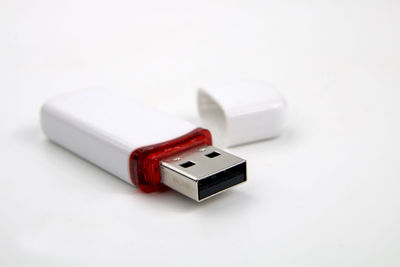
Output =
[{"x1": 160, "y1": 146, "x2": 247, "y2": 202}]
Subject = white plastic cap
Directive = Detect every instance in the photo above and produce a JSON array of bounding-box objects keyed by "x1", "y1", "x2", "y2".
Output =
[{"x1": 197, "y1": 81, "x2": 287, "y2": 147}]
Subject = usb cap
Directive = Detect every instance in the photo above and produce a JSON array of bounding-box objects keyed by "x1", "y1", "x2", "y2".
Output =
[
  {"x1": 160, "y1": 146, "x2": 246, "y2": 201},
  {"x1": 198, "y1": 82, "x2": 287, "y2": 147}
]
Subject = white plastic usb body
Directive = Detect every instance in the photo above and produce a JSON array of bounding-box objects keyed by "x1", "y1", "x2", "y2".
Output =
[{"x1": 41, "y1": 89, "x2": 246, "y2": 201}]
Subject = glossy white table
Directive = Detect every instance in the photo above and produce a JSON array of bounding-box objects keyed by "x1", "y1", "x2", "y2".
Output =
[{"x1": 1, "y1": 1, "x2": 399, "y2": 266}]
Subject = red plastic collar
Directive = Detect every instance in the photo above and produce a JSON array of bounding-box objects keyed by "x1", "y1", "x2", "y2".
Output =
[{"x1": 129, "y1": 128, "x2": 212, "y2": 192}]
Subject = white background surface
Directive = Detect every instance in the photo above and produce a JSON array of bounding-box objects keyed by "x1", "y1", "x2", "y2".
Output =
[{"x1": 1, "y1": 0, "x2": 400, "y2": 266}]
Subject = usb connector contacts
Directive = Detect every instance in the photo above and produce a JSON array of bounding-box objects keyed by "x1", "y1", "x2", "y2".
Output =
[{"x1": 160, "y1": 146, "x2": 247, "y2": 202}]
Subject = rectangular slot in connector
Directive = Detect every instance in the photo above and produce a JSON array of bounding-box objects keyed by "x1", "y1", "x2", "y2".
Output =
[
  {"x1": 180, "y1": 161, "x2": 195, "y2": 168},
  {"x1": 205, "y1": 151, "x2": 220, "y2": 158},
  {"x1": 198, "y1": 162, "x2": 246, "y2": 200}
]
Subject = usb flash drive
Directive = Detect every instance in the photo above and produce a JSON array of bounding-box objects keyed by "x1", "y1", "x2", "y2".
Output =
[{"x1": 40, "y1": 89, "x2": 246, "y2": 201}]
